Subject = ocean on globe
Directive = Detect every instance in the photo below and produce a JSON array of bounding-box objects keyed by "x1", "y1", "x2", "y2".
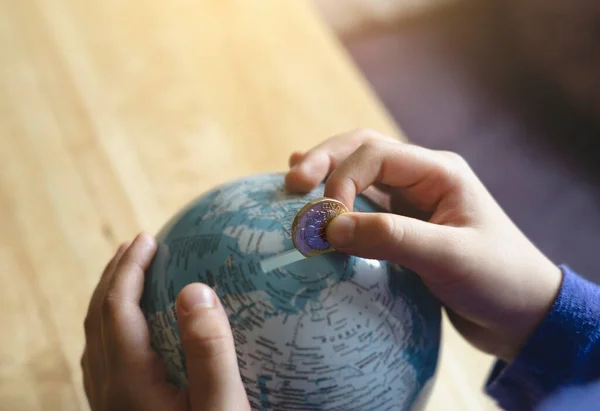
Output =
[{"x1": 141, "y1": 173, "x2": 441, "y2": 411}]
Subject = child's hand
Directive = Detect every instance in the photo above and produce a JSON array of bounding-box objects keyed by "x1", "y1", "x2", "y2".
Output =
[
  {"x1": 81, "y1": 233, "x2": 250, "y2": 411},
  {"x1": 285, "y1": 129, "x2": 563, "y2": 361}
]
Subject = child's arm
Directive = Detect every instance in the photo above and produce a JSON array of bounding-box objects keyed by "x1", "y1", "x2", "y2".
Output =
[{"x1": 486, "y1": 264, "x2": 600, "y2": 410}]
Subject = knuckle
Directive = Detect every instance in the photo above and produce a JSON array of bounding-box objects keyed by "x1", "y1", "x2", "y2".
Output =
[
  {"x1": 101, "y1": 293, "x2": 121, "y2": 321},
  {"x1": 325, "y1": 169, "x2": 350, "y2": 186},
  {"x1": 347, "y1": 128, "x2": 382, "y2": 146},
  {"x1": 436, "y1": 151, "x2": 470, "y2": 186},
  {"x1": 379, "y1": 213, "x2": 409, "y2": 256},
  {"x1": 441, "y1": 151, "x2": 468, "y2": 168},
  {"x1": 116, "y1": 258, "x2": 143, "y2": 279},
  {"x1": 437, "y1": 151, "x2": 471, "y2": 176},
  {"x1": 353, "y1": 127, "x2": 376, "y2": 139},
  {"x1": 358, "y1": 140, "x2": 376, "y2": 153},
  {"x1": 375, "y1": 213, "x2": 404, "y2": 245},
  {"x1": 359, "y1": 139, "x2": 386, "y2": 154},
  {"x1": 182, "y1": 321, "x2": 231, "y2": 360},
  {"x1": 326, "y1": 172, "x2": 359, "y2": 200}
]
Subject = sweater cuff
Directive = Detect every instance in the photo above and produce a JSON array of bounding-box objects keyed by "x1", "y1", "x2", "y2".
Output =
[{"x1": 485, "y1": 265, "x2": 600, "y2": 410}]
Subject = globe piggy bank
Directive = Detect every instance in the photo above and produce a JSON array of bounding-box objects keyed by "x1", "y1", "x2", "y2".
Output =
[{"x1": 141, "y1": 173, "x2": 441, "y2": 410}]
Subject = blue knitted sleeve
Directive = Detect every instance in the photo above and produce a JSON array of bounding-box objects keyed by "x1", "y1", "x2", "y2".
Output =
[{"x1": 485, "y1": 265, "x2": 600, "y2": 410}]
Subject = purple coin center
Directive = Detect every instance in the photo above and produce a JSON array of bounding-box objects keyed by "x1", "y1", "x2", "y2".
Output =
[
  {"x1": 293, "y1": 200, "x2": 346, "y2": 256},
  {"x1": 304, "y1": 207, "x2": 338, "y2": 250}
]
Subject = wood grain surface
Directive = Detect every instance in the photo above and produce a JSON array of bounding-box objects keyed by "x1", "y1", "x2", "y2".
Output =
[{"x1": 0, "y1": 0, "x2": 498, "y2": 410}]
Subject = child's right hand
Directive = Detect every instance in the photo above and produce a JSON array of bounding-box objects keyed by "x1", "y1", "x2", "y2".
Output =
[{"x1": 285, "y1": 129, "x2": 563, "y2": 362}]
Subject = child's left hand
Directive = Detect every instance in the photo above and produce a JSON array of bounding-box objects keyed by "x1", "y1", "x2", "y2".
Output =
[{"x1": 81, "y1": 233, "x2": 250, "y2": 411}]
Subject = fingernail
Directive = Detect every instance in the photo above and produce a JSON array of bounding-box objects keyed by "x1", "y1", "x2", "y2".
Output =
[
  {"x1": 179, "y1": 284, "x2": 215, "y2": 312},
  {"x1": 327, "y1": 215, "x2": 355, "y2": 247}
]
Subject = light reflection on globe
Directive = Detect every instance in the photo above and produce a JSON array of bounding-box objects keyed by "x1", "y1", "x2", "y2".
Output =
[{"x1": 141, "y1": 173, "x2": 441, "y2": 410}]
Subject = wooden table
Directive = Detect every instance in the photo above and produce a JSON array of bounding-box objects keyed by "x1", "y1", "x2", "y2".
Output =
[{"x1": 0, "y1": 0, "x2": 499, "y2": 409}]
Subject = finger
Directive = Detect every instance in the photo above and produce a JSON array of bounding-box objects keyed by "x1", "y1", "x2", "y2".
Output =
[
  {"x1": 285, "y1": 129, "x2": 396, "y2": 193},
  {"x1": 326, "y1": 212, "x2": 471, "y2": 283},
  {"x1": 82, "y1": 242, "x2": 130, "y2": 391},
  {"x1": 106, "y1": 233, "x2": 156, "y2": 307},
  {"x1": 86, "y1": 242, "x2": 131, "y2": 335},
  {"x1": 288, "y1": 151, "x2": 305, "y2": 168},
  {"x1": 323, "y1": 140, "x2": 469, "y2": 213},
  {"x1": 101, "y1": 233, "x2": 158, "y2": 370},
  {"x1": 285, "y1": 149, "x2": 331, "y2": 193},
  {"x1": 176, "y1": 284, "x2": 250, "y2": 411}
]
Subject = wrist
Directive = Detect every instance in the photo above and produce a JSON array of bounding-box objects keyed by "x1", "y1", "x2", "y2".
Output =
[
  {"x1": 486, "y1": 265, "x2": 600, "y2": 410},
  {"x1": 502, "y1": 262, "x2": 564, "y2": 362}
]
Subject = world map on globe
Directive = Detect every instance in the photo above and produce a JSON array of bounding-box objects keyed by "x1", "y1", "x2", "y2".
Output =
[{"x1": 141, "y1": 173, "x2": 441, "y2": 411}]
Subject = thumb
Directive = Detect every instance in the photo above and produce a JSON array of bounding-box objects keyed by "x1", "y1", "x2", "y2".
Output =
[
  {"x1": 326, "y1": 212, "x2": 465, "y2": 283},
  {"x1": 176, "y1": 283, "x2": 249, "y2": 411}
]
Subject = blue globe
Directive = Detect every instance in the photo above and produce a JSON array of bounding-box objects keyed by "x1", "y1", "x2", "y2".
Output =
[{"x1": 141, "y1": 173, "x2": 441, "y2": 410}]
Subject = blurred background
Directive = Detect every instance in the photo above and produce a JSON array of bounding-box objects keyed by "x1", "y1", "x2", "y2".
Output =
[
  {"x1": 313, "y1": 0, "x2": 600, "y2": 280},
  {"x1": 1, "y1": 0, "x2": 598, "y2": 410}
]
